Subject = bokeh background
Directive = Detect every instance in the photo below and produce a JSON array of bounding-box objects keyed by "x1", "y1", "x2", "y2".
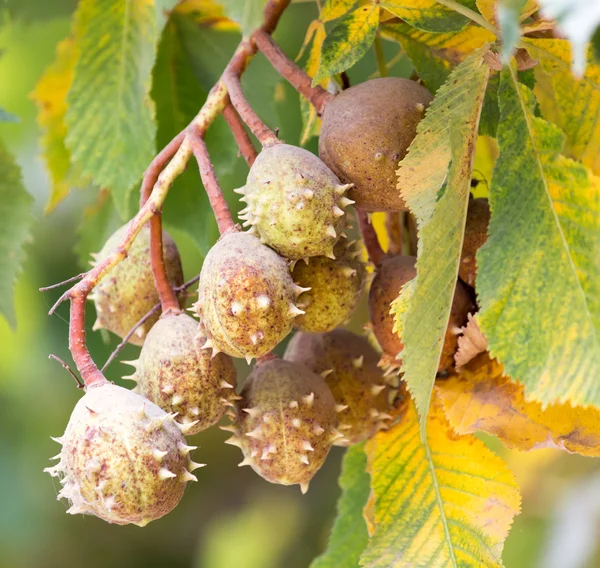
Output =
[{"x1": 1, "y1": 1, "x2": 600, "y2": 567}]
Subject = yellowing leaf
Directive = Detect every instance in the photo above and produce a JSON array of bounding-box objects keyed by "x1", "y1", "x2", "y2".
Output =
[
  {"x1": 298, "y1": 20, "x2": 327, "y2": 145},
  {"x1": 478, "y1": 69, "x2": 600, "y2": 408},
  {"x1": 525, "y1": 38, "x2": 600, "y2": 176},
  {"x1": 396, "y1": 52, "x2": 490, "y2": 434},
  {"x1": 32, "y1": 38, "x2": 87, "y2": 213},
  {"x1": 320, "y1": 0, "x2": 357, "y2": 23},
  {"x1": 437, "y1": 354, "x2": 600, "y2": 456},
  {"x1": 311, "y1": 445, "x2": 370, "y2": 568},
  {"x1": 314, "y1": 4, "x2": 379, "y2": 84},
  {"x1": 476, "y1": 0, "x2": 538, "y2": 24},
  {"x1": 361, "y1": 397, "x2": 520, "y2": 568},
  {"x1": 66, "y1": 0, "x2": 165, "y2": 217},
  {"x1": 174, "y1": 0, "x2": 238, "y2": 30},
  {"x1": 380, "y1": 22, "x2": 494, "y2": 92},
  {"x1": 380, "y1": 0, "x2": 479, "y2": 33}
]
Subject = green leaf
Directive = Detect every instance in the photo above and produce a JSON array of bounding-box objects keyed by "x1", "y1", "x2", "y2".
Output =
[
  {"x1": 380, "y1": 0, "x2": 479, "y2": 33},
  {"x1": 0, "y1": 141, "x2": 34, "y2": 328},
  {"x1": 478, "y1": 68, "x2": 600, "y2": 407},
  {"x1": 380, "y1": 22, "x2": 494, "y2": 93},
  {"x1": 313, "y1": 4, "x2": 379, "y2": 84},
  {"x1": 361, "y1": 398, "x2": 521, "y2": 568},
  {"x1": 0, "y1": 108, "x2": 19, "y2": 122},
  {"x1": 65, "y1": 0, "x2": 168, "y2": 217},
  {"x1": 311, "y1": 445, "x2": 370, "y2": 568},
  {"x1": 396, "y1": 52, "x2": 490, "y2": 434},
  {"x1": 538, "y1": 0, "x2": 600, "y2": 75},
  {"x1": 219, "y1": 0, "x2": 266, "y2": 37}
]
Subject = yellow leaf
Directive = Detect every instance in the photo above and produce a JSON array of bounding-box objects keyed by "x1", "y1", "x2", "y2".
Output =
[
  {"x1": 174, "y1": 0, "x2": 239, "y2": 30},
  {"x1": 437, "y1": 354, "x2": 600, "y2": 456},
  {"x1": 476, "y1": 0, "x2": 538, "y2": 24},
  {"x1": 320, "y1": 0, "x2": 357, "y2": 23},
  {"x1": 314, "y1": 3, "x2": 379, "y2": 83},
  {"x1": 380, "y1": 0, "x2": 475, "y2": 32},
  {"x1": 524, "y1": 38, "x2": 600, "y2": 176},
  {"x1": 362, "y1": 396, "x2": 520, "y2": 568},
  {"x1": 298, "y1": 20, "x2": 327, "y2": 145},
  {"x1": 31, "y1": 38, "x2": 84, "y2": 213}
]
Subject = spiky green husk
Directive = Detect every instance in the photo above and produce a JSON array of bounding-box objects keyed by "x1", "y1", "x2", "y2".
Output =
[
  {"x1": 293, "y1": 239, "x2": 365, "y2": 333},
  {"x1": 236, "y1": 144, "x2": 354, "y2": 260},
  {"x1": 369, "y1": 255, "x2": 474, "y2": 372},
  {"x1": 285, "y1": 329, "x2": 400, "y2": 446},
  {"x1": 195, "y1": 231, "x2": 303, "y2": 361},
  {"x1": 227, "y1": 358, "x2": 338, "y2": 492},
  {"x1": 91, "y1": 225, "x2": 184, "y2": 346},
  {"x1": 127, "y1": 312, "x2": 237, "y2": 435},
  {"x1": 45, "y1": 383, "x2": 202, "y2": 527}
]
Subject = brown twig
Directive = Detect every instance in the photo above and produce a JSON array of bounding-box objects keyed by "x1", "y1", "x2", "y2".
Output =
[
  {"x1": 357, "y1": 208, "x2": 384, "y2": 266},
  {"x1": 223, "y1": 101, "x2": 258, "y2": 166},
  {"x1": 149, "y1": 213, "x2": 180, "y2": 312},
  {"x1": 253, "y1": 30, "x2": 334, "y2": 114},
  {"x1": 190, "y1": 132, "x2": 236, "y2": 234},
  {"x1": 40, "y1": 273, "x2": 84, "y2": 291},
  {"x1": 223, "y1": 71, "x2": 280, "y2": 146},
  {"x1": 101, "y1": 275, "x2": 200, "y2": 373},
  {"x1": 48, "y1": 0, "x2": 293, "y2": 388},
  {"x1": 385, "y1": 212, "x2": 403, "y2": 255},
  {"x1": 49, "y1": 354, "x2": 84, "y2": 389}
]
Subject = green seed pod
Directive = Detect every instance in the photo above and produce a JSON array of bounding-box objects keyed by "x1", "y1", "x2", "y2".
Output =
[
  {"x1": 236, "y1": 143, "x2": 354, "y2": 260},
  {"x1": 126, "y1": 312, "x2": 238, "y2": 436},
  {"x1": 45, "y1": 383, "x2": 202, "y2": 527},
  {"x1": 285, "y1": 329, "x2": 400, "y2": 446},
  {"x1": 292, "y1": 239, "x2": 365, "y2": 333},
  {"x1": 319, "y1": 78, "x2": 433, "y2": 212},
  {"x1": 225, "y1": 357, "x2": 338, "y2": 493},
  {"x1": 195, "y1": 231, "x2": 304, "y2": 361},
  {"x1": 368, "y1": 255, "x2": 473, "y2": 372},
  {"x1": 90, "y1": 225, "x2": 184, "y2": 346}
]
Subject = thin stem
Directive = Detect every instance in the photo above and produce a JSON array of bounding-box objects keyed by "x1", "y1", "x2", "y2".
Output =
[
  {"x1": 190, "y1": 132, "x2": 236, "y2": 234},
  {"x1": 223, "y1": 101, "x2": 258, "y2": 166},
  {"x1": 40, "y1": 273, "x2": 84, "y2": 291},
  {"x1": 373, "y1": 35, "x2": 388, "y2": 78},
  {"x1": 385, "y1": 212, "x2": 403, "y2": 255},
  {"x1": 357, "y1": 209, "x2": 384, "y2": 266},
  {"x1": 253, "y1": 30, "x2": 334, "y2": 114},
  {"x1": 49, "y1": 354, "x2": 84, "y2": 389},
  {"x1": 149, "y1": 213, "x2": 180, "y2": 312},
  {"x1": 434, "y1": 0, "x2": 498, "y2": 35},
  {"x1": 223, "y1": 71, "x2": 280, "y2": 146},
  {"x1": 102, "y1": 275, "x2": 200, "y2": 372}
]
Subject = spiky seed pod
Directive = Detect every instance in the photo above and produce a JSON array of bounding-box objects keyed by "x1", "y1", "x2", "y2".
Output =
[
  {"x1": 194, "y1": 231, "x2": 302, "y2": 361},
  {"x1": 292, "y1": 239, "x2": 365, "y2": 333},
  {"x1": 235, "y1": 143, "x2": 354, "y2": 259},
  {"x1": 368, "y1": 255, "x2": 474, "y2": 372},
  {"x1": 126, "y1": 312, "x2": 237, "y2": 435},
  {"x1": 319, "y1": 78, "x2": 433, "y2": 212},
  {"x1": 284, "y1": 329, "x2": 401, "y2": 446},
  {"x1": 90, "y1": 225, "x2": 184, "y2": 346},
  {"x1": 228, "y1": 358, "x2": 337, "y2": 492},
  {"x1": 459, "y1": 197, "x2": 490, "y2": 287},
  {"x1": 45, "y1": 383, "x2": 202, "y2": 527}
]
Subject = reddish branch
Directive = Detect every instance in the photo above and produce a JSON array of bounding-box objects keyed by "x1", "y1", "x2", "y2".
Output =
[
  {"x1": 357, "y1": 209, "x2": 384, "y2": 266},
  {"x1": 223, "y1": 71, "x2": 279, "y2": 146},
  {"x1": 48, "y1": 0, "x2": 296, "y2": 388},
  {"x1": 223, "y1": 101, "x2": 258, "y2": 166},
  {"x1": 252, "y1": 30, "x2": 334, "y2": 115},
  {"x1": 190, "y1": 132, "x2": 236, "y2": 234}
]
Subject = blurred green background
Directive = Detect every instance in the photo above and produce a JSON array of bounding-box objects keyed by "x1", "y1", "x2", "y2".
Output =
[{"x1": 1, "y1": 2, "x2": 600, "y2": 567}]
